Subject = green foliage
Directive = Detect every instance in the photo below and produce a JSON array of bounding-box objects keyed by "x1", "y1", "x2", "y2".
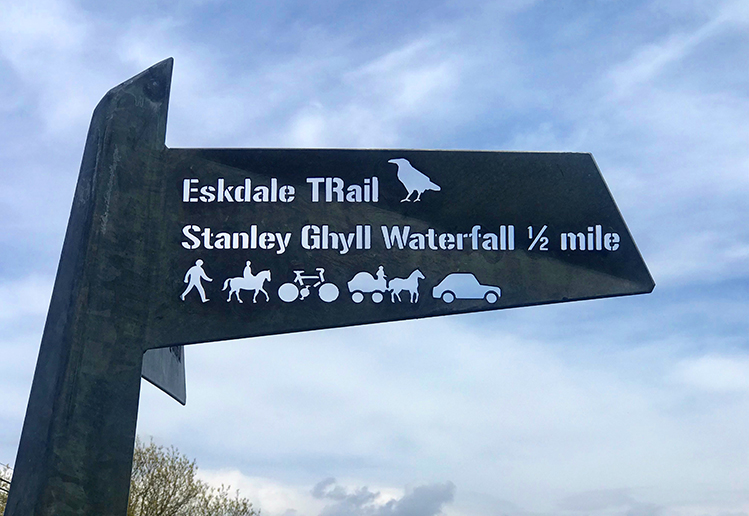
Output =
[{"x1": 128, "y1": 438, "x2": 258, "y2": 516}]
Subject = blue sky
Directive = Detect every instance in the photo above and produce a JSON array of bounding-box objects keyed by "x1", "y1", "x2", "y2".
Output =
[{"x1": 1, "y1": 1, "x2": 747, "y2": 515}]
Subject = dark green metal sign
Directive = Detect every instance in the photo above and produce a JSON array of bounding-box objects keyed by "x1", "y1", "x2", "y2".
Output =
[
  {"x1": 7, "y1": 59, "x2": 653, "y2": 516},
  {"x1": 158, "y1": 147, "x2": 652, "y2": 346}
]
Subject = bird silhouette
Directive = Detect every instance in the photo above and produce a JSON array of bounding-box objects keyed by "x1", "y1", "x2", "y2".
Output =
[{"x1": 388, "y1": 158, "x2": 441, "y2": 202}]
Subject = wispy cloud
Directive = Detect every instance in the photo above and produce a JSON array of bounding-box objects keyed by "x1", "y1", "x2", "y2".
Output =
[
  {"x1": 194, "y1": 473, "x2": 455, "y2": 516},
  {"x1": 136, "y1": 315, "x2": 748, "y2": 513},
  {"x1": 607, "y1": 0, "x2": 749, "y2": 99},
  {"x1": 1, "y1": 1, "x2": 747, "y2": 515},
  {"x1": 0, "y1": 275, "x2": 53, "y2": 321},
  {"x1": 670, "y1": 354, "x2": 749, "y2": 394},
  {"x1": 558, "y1": 488, "x2": 662, "y2": 515},
  {"x1": 312, "y1": 478, "x2": 455, "y2": 516}
]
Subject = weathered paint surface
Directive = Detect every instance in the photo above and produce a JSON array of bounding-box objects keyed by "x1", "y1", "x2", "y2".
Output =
[
  {"x1": 7, "y1": 59, "x2": 653, "y2": 516},
  {"x1": 7, "y1": 59, "x2": 173, "y2": 516}
]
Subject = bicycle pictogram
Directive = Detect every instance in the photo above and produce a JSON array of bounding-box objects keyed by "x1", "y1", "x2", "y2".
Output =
[{"x1": 278, "y1": 267, "x2": 340, "y2": 303}]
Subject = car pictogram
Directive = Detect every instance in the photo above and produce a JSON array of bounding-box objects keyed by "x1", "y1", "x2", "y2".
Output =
[{"x1": 432, "y1": 273, "x2": 501, "y2": 304}]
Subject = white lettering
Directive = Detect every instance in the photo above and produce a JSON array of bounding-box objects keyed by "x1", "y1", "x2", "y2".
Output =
[
  {"x1": 604, "y1": 232, "x2": 620, "y2": 251},
  {"x1": 181, "y1": 225, "x2": 201, "y2": 249},
  {"x1": 183, "y1": 179, "x2": 199, "y2": 202},
  {"x1": 302, "y1": 224, "x2": 320, "y2": 250},
  {"x1": 214, "y1": 232, "x2": 231, "y2": 249},
  {"x1": 199, "y1": 185, "x2": 216, "y2": 202},
  {"x1": 259, "y1": 232, "x2": 275, "y2": 250},
  {"x1": 560, "y1": 227, "x2": 620, "y2": 252},
  {"x1": 275, "y1": 232, "x2": 291, "y2": 254},
  {"x1": 471, "y1": 225, "x2": 482, "y2": 250},
  {"x1": 183, "y1": 177, "x2": 294, "y2": 203},
  {"x1": 308, "y1": 177, "x2": 380, "y2": 203},
  {"x1": 307, "y1": 178, "x2": 325, "y2": 202},
  {"x1": 300, "y1": 224, "x2": 371, "y2": 254},
  {"x1": 381, "y1": 225, "x2": 411, "y2": 249},
  {"x1": 180, "y1": 224, "x2": 291, "y2": 253},
  {"x1": 253, "y1": 186, "x2": 269, "y2": 203},
  {"x1": 279, "y1": 185, "x2": 295, "y2": 202},
  {"x1": 439, "y1": 233, "x2": 455, "y2": 250}
]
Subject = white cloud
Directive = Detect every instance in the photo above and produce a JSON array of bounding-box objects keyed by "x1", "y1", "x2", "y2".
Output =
[
  {"x1": 286, "y1": 102, "x2": 398, "y2": 148},
  {"x1": 606, "y1": 0, "x2": 748, "y2": 99},
  {"x1": 0, "y1": 286, "x2": 47, "y2": 466},
  {"x1": 1, "y1": 1, "x2": 747, "y2": 515},
  {"x1": 0, "y1": 0, "x2": 110, "y2": 136},
  {"x1": 0, "y1": 275, "x2": 53, "y2": 321},
  {"x1": 558, "y1": 488, "x2": 654, "y2": 513},
  {"x1": 279, "y1": 36, "x2": 464, "y2": 148},
  {"x1": 137, "y1": 315, "x2": 749, "y2": 514},
  {"x1": 312, "y1": 478, "x2": 454, "y2": 516},
  {"x1": 671, "y1": 355, "x2": 749, "y2": 393},
  {"x1": 0, "y1": 0, "x2": 88, "y2": 59},
  {"x1": 196, "y1": 470, "x2": 326, "y2": 516},
  {"x1": 645, "y1": 225, "x2": 749, "y2": 286},
  {"x1": 115, "y1": 17, "x2": 184, "y2": 70},
  {"x1": 194, "y1": 472, "x2": 454, "y2": 516},
  {"x1": 349, "y1": 38, "x2": 461, "y2": 113}
]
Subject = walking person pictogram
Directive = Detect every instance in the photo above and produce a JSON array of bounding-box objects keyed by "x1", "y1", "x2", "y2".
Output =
[{"x1": 181, "y1": 259, "x2": 212, "y2": 302}]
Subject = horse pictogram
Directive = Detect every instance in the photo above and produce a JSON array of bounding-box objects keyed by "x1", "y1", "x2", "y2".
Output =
[
  {"x1": 388, "y1": 269, "x2": 425, "y2": 303},
  {"x1": 223, "y1": 261, "x2": 272, "y2": 303}
]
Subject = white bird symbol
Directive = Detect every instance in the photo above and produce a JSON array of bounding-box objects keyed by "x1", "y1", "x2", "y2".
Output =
[{"x1": 388, "y1": 158, "x2": 441, "y2": 202}]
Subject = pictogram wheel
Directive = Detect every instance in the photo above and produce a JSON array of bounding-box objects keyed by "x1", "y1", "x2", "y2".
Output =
[
  {"x1": 278, "y1": 283, "x2": 299, "y2": 303},
  {"x1": 318, "y1": 283, "x2": 339, "y2": 303},
  {"x1": 441, "y1": 291, "x2": 455, "y2": 303}
]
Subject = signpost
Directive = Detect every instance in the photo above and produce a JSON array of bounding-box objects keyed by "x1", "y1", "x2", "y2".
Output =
[{"x1": 6, "y1": 59, "x2": 654, "y2": 515}]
